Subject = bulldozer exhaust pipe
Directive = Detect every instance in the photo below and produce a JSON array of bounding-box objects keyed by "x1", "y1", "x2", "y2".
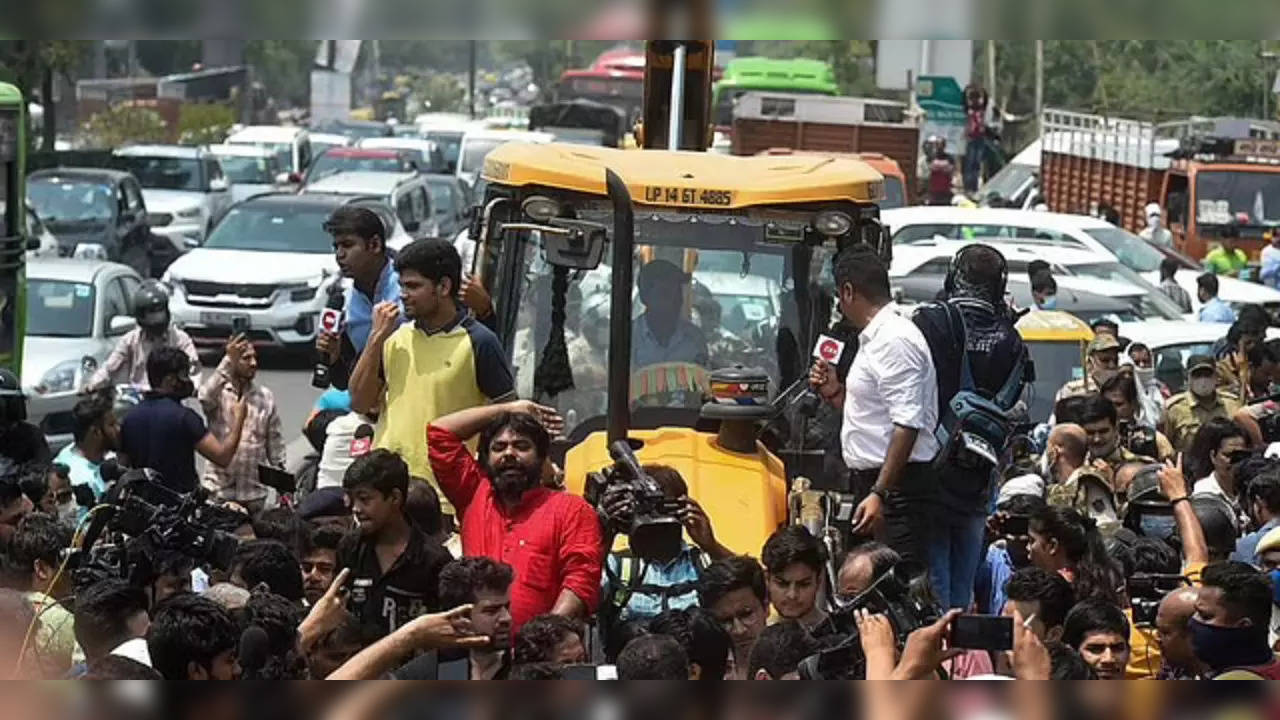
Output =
[
  {"x1": 667, "y1": 42, "x2": 686, "y2": 151},
  {"x1": 605, "y1": 169, "x2": 634, "y2": 446}
]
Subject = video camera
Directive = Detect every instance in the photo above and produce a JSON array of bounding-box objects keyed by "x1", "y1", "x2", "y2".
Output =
[
  {"x1": 1129, "y1": 573, "x2": 1191, "y2": 626},
  {"x1": 584, "y1": 440, "x2": 685, "y2": 561},
  {"x1": 797, "y1": 561, "x2": 942, "y2": 680},
  {"x1": 70, "y1": 469, "x2": 242, "y2": 590},
  {"x1": 1118, "y1": 420, "x2": 1160, "y2": 460}
]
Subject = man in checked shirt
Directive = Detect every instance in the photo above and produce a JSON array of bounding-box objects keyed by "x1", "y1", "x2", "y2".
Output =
[{"x1": 199, "y1": 335, "x2": 284, "y2": 513}]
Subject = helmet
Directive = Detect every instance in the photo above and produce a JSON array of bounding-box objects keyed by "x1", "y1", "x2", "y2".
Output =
[
  {"x1": 0, "y1": 368, "x2": 26, "y2": 424},
  {"x1": 132, "y1": 282, "x2": 170, "y2": 331}
]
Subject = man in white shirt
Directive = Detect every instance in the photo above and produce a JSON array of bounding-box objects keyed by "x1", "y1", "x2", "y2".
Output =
[{"x1": 810, "y1": 246, "x2": 940, "y2": 566}]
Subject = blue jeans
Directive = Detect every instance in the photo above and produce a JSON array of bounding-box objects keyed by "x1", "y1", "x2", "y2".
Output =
[{"x1": 928, "y1": 510, "x2": 988, "y2": 610}]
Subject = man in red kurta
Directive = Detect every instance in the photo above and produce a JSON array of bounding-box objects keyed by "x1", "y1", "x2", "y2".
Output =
[{"x1": 428, "y1": 400, "x2": 602, "y2": 633}]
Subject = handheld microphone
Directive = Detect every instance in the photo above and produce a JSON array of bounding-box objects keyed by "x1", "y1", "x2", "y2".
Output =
[
  {"x1": 799, "y1": 333, "x2": 847, "y2": 416},
  {"x1": 311, "y1": 284, "x2": 346, "y2": 389},
  {"x1": 238, "y1": 625, "x2": 270, "y2": 677},
  {"x1": 350, "y1": 423, "x2": 375, "y2": 458}
]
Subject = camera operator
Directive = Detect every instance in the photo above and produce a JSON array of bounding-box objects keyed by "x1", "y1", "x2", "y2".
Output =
[
  {"x1": 599, "y1": 464, "x2": 731, "y2": 629},
  {"x1": 1102, "y1": 375, "x2": 1174, "y2": 461},
  {"x1": 119, "y1": 347, "x2": 247, "y2": 495},
  {"x1": 837, "y1": 542, "x2": 901, "y2": 600},
  {"x1": 1233, "y1": 469, "x2": 1280, "y2": 564},
  {"x1": 71, "y1": 578, "x2": 151, "y2": 672},
  {"x1": 147, "y1": 593, "x2": 242, "y2": 680},
  {"x1": 697, "y1": 555, "x2": 770, "y2": 680},
  {"x1": 976, "y1": 493, "x2": 1046, "y2": 615}
]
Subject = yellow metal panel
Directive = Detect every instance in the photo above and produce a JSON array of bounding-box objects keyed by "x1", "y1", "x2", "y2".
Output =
[
  {"x1": 565, "y1": 427, "x2": 788, "y2": 557},
  {"x1": 482, "y1": 142, "x2": 884, "y2": 208},
  {"x1": 1015, "y1": 310, "x2": 1094, "y2": 343}
]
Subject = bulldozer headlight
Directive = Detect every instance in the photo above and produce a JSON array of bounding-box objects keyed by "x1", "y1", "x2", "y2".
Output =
[
  {"x1": 522, "y1": 196, "x2": 561, "y2": 222},
  {"x1": 813, "y1": 211, "x2": 853, "y2": 238}
]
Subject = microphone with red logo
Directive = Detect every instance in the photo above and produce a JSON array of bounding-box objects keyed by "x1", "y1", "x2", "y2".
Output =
[
  {"x1": 311, "y1": 284, "x2": 346, "y2": 389},
  {"x1": 799, "y1": 333, "x2": 848, "y2": 416},
  {"x1": 349, "y1": 424, "x2": 375, "y2": 458}
]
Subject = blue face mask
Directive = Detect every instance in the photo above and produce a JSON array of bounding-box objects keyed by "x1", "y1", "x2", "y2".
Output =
[{"x1": 1039, "y1": 295, "x2": 1058, "y2": 310}]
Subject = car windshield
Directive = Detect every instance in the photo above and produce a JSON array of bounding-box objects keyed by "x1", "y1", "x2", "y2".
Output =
[
  {"x1": 1067, "y1": 262, "x2": 1186, "y2": 319},
  {"x1": 506, "y1": 213, "x2": 833, "y2": 439},
  {"x1": 216, "y1": 155, "x2": 277, "y2": 184},
  {"x1": 981, "y1": 163, "x2": 1035, "y2": 205},
  {"x1": 424, "y1": 130, "x2": 464, "y2": 168},
  {"x1": 114, "y1": 155, "x2": 202, "y2": 191},
  {"x1": 203, "y1": 203, "x2": 335, "y2": 253},
  {"x1": 305, "y1": 152, "x2": 410, "y2": 184},
  {"x1": 1023, "y1": 340, "x2": 1086, "y2": 422},
  {"x1": 1196, "y1": 170, "x2": 1280, "y2": 226},
  {"x1": 1084, "y1": 227, "x2": 1167, "y2": 273},
  {"x1": 459, "y1": 138, "x2": 506, "y2": 175},
  {"x1": 28, "y1": 179, "x2": 115, "y2": 223},
  {"x1": 26, "y1": 280, "x2": 95, "y2": 337}
]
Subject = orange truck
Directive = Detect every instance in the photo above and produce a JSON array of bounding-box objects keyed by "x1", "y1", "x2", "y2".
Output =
[
  {"x1": 731, "y1": 91, "x2": 920, "y2": 204},
  {"x1": 1040, "y1": 107, "x2": 1280, "y2": 260}
]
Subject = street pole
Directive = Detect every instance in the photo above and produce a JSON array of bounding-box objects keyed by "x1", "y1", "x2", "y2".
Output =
[
  {"x1": 987, "y1": 40, "x2": 996, "y2": 98},
  {"x1": 468, "y1": 40, "x2": 477, "y2": 119},
  {"x1": 1035, "y1": 40, "x2": 1044, "y2": 136}
]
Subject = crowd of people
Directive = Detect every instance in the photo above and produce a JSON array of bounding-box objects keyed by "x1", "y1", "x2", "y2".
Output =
[{"x1": 6, "y1": 201, "x2": 1280, "y2": 681}]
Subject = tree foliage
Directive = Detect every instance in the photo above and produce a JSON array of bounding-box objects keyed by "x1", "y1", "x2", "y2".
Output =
[
  {"x1": 176, "y1": 103, "x2": 236, "y2": 145},
  {"x1": 82, "y1": 105, "x2": 168, "y2": 148}
]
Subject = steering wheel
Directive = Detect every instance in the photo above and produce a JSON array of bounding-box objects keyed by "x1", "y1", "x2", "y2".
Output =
[{"x1": 630, "y1": 362, "x2": 711, "y2": 407}]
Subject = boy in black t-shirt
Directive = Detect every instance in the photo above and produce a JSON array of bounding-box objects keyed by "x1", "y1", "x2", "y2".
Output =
[{"x1": 339, "y1": 449, "x2": 450, "y2": 643}]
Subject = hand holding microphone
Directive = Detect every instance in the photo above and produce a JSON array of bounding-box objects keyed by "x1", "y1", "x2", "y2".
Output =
[{"x1": 312, "y1": 284, "x2": 346, "y2": 389}]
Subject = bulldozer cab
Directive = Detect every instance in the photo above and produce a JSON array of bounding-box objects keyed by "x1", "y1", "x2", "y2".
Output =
[{"x1": 472, "y1": 142, "x2": 887, "y2": 554}]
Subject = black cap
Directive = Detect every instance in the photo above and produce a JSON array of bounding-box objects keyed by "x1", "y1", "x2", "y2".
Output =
[{"x1": 298, "y1": 487, "x2": 347, "y2": 520}]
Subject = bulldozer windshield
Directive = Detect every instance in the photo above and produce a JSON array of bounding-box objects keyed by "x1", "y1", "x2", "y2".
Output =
[{"x1": 508, "y1": 213, "x2": 838, "y2": 440}]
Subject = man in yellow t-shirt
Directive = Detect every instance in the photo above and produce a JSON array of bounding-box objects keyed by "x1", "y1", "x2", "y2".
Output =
[{"x1": 348, "y1": 239, "x2": 515, "y2": 518}]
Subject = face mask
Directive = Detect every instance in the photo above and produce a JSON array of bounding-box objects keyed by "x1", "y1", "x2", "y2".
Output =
[
  {"x1": 1039, "y1": 295, "x2": 1058, "y2": 310},
  {"x1": 57, "y1": 501, "x2": 78, "y2": 525},
  {"x1": 1190, "y1": 378, "x2": 1217, "y2": 398},
  {"x1": 1189, "y1": 617, "x2": 1270, "y2": 671},
  {"x1": 1134, "y1": 366, "x2": 1155, "y2": 386},
  {"x1": 1092, "y1": 367, "x2": 1118, "y2": 387}
]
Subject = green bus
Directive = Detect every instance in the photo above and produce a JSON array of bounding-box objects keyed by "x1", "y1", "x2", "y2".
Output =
[
  {"x1": 0, "y1": 82, "x2": 25, "y2": 376},
  {"x1": 711, "y1": 56, "x2": 839, "y2": 129}
]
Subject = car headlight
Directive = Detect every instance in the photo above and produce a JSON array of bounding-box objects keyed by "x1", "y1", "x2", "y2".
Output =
[
  {"x1": 290, "y1": 286, "x2": 318, "y2": 302},
  {"x1": 176, "y1": 206, "x2": 203, "y2": 220},
  {"x1": 37, "y1": 359, "x2": 82, "y2": 395}
]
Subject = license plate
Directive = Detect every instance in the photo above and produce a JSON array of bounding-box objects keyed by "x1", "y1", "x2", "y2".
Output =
[
  {"x1": 641, "y1": 186, "x2": 735, "y2": 208},
  {"x1": 200, "y1": 311, "x2": 249, "y2": 328}
]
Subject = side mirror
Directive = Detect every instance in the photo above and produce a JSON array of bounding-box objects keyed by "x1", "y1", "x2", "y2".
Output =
[
  {"x1": 541, "y1": 218, "x2": 608, "y2": 270},
  {"x1": 108, "y1": 315, "x2": 137, "y2": 336},
  {"x1": 209, "y1": 177, "x2": 229, "y2": 192}
]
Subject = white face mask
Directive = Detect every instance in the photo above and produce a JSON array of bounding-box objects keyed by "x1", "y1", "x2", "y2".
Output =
[
  {"x1": 1190, "y1": 377, "x2": 1217, "y2": 398},
  {"x1": 1134, "y1": 366, "x2": 1155, "y2": 386},
  {"x1": 57, "y1": 501, "x2": 78, "y2": 525}
]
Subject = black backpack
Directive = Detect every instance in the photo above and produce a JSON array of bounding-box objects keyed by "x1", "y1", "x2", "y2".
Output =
[{"x1": 932, "y1": 304, "x2": 1028, "y2": 472}]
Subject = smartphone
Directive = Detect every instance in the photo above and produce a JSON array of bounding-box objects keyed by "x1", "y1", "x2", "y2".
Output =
[
  {"x1": 949, "y1": 614, "x2": 1014, "y2": 652},
  {"x1": 231, "y1": 316, "x2": 250, "y2": 335},
  {"x1": 1001, "y1": 514, "x2": 1030, "y2": 537}
]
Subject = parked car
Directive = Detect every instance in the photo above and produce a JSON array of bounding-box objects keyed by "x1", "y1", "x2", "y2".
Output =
[
  {"x1": 456, "y1": 129, "x2": 555, "y2": 188},
  {"x1": 27, "y1": 168, "x2": 151, "y2": 265},
  {"x1": 206, "y1": 145, "x2": 287, "y2": 205},
  {"x1": 302, "y1": 147, "x2": 421, "y2": 187},
  {"x1": 894, "y1": 274, "x2": 1147, "y2": 325},
  {"x1": 356, "y1": 137, "x2": 448, "y2": 174},
  {"x1": 889, "y1": 239, "x2": 1187, "y2": 321},
  {"x1": 424, "y1": 173, "x2": 472, "y2": 238},
  {"x1": 225, "y1": 125, "x2": 313, "y2": 179},
  {"x1": 882, "y1": 206, "x2": 1280, "y2": 316},
  {"x1": 112, "y1": 145, "x2": 232, "y2": 249},
  {"x1": 163, "y1": 192, "x2": 386, "y2": 350},
  {"x1": 21, "y1": 258, "x2": 145, "y2": 448},
  {"x1": 300, "y1": 171, "x2": 427, "y2": 245}
]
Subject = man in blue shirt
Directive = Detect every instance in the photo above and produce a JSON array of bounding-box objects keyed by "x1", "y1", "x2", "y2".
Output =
[
  {"x1": 1198, "y1": 273, "x2": 1236, "y2": 324},
  {"x1": 599, "y1": 465, "x2": 731, "y2": 638},
  {"x1": 53, "y1": 392, "x2": 120, "y2": 500},
  {"x1": 1234, "y1": 472, "x2": 1280, "y2": 564}
]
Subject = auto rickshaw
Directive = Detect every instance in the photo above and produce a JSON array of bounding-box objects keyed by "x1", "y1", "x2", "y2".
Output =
[{"x1": 1015, "y1": 309, "x2": 1095, "y2": 422}]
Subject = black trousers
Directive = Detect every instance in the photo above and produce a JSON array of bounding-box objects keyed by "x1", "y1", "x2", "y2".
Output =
[{"x1": 851, "y1": 463, "x2": 936, "y2": 569}]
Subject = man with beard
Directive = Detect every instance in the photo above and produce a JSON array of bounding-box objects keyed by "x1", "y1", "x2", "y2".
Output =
[
  {"x1": 391, "y1": 557, "x2": 515, "y2": 679},
  {"x1": 349, "y1": 238, "x2": 515, "y2": 520},
  {"x1": 339, "y1": 449, "x2": 451, "y2": 643},
  {"x1": 119, "y1": 347, "x2": 246, "y2": 495},
  {"x1": 53, "y1": 392, "x2": 120, "y2": 502},
  {"x1": 428, "y1": 400, "x2": 603, "y2": 633}
]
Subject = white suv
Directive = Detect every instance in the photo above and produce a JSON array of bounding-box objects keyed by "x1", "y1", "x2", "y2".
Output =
[
  {"x1": 163, "y1": 192, "x2": 385, "y2": 350},
  {"x1": 113, "y1": 145, "x2": 232, "y2": 250}
]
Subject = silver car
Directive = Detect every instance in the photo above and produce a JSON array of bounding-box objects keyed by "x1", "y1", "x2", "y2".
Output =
[{"x1": 21, "y1": 258, "x2": 145, "y2": 449}]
